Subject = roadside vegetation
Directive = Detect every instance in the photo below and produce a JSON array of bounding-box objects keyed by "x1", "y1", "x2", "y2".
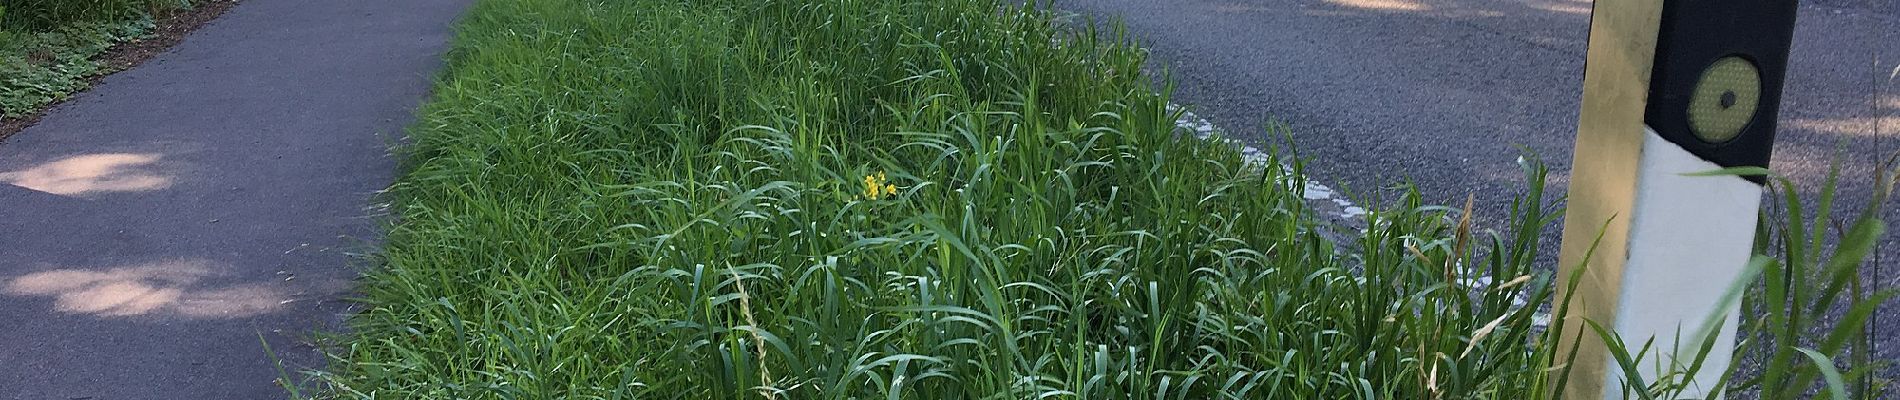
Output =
[
  {"x1": 0, "y1": 0, "x2": 193, "y2": 118},
  {"x1": 309, "y1": 0, "x2": 1892, "y2": 398}
]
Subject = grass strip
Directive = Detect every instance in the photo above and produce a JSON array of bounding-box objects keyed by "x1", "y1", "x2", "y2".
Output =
[
  {"x1": 311, "y1": 0, "x2": 1568, "y2": 398},
  {"x1": 317, "y1": 0, "x2": 1900, "y2": 397}
]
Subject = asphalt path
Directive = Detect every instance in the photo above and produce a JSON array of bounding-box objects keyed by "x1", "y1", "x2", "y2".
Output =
[
  {"x1": 1062, "y1": 0, "x2": 1900, "y2": 386},
  {"x1": 0, "y1": 0, "x2": 466, "y2": 398}
]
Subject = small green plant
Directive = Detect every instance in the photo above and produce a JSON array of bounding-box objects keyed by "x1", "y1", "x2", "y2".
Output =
[
  {"x1": 0, "y1": 0, "x2": 189, "y2": 119},
  {"x1": 1, "y1": 17, "x2": 152, "y2": 118},
  {"x1": 0, "y1": 0, "x2": 183, "y2": 32}
]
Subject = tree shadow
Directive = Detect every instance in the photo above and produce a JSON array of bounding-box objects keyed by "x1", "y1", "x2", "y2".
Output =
[
  {"x1": 1, "y1": 152, "x2": 175, "y2": 196},
  {"x1": 4, "y1": 258, "x2": 293, "y2": 319}
]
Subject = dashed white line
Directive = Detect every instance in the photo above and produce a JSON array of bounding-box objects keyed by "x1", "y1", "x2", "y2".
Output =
[
  {"x1": 1170, "y1": 104, "x2": 1546, "y2": 327},
  {"x1": 1170, "y1": 106, "x2": 1367, "y2": 221}
]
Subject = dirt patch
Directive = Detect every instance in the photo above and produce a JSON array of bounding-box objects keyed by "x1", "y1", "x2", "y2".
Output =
[{"x1": 0, "y1": 0, "x2": 244, "y2": 142}]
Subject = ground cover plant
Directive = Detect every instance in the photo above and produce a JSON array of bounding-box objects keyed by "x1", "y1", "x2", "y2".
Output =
[
  {"x1": 1, "y1": 0, "x2": 186, "y2": 31},
  {"x1": 310, "y1": 0, "x2": 1890, "y2": 398},
  {"x1": 0, "y1": 0, "x2": 192, "y2": 118}
]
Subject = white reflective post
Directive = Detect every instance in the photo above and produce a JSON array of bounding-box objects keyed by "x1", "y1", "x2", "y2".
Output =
[{"x1": 1554, "y1": 1, "x2": 1799, "y2": 399}]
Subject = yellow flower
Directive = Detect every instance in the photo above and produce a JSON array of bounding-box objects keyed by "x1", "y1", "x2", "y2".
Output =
[{"x1": 860, "y1": 171, "x2": 899, "y2": 200}]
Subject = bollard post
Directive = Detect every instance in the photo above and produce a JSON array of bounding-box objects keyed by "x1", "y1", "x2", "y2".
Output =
[{"x1": 1554, "y1": 0, "x2": 1800, "y2": 399}]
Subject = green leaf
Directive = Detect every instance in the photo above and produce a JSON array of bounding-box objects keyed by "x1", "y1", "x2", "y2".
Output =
[
  {"x1": 1586, "y1": 320, "x2": 1656, "y2": 400},
  {"x1": 1680, "y1": 166, "x2": 1772, "y2": 178},
  {"x1": 1795, "y1": 347, "x2": 1851, "y2": 400},
  {"x1": 1810, "y1": 218, "x2": 1885, "y2": 315}
]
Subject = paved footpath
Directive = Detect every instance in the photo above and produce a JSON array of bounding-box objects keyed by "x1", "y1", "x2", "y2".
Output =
[{"x1": 0, "y1": 0, "x2": 467, "y2": 398}]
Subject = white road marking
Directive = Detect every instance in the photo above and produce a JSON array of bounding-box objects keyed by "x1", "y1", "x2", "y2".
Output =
[
  {"x1": 1171, "y1": 105, "x2": 1547, "y2": 327},
  {"x1": 1169, "y1": 106, "x2": 1367, "y2": 220}
]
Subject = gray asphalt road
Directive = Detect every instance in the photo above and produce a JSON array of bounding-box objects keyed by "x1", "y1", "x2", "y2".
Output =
[
  {"x1": 1063, "y1": 0, "x2": 1899, "y2": 385},
  {"x1": 0, "y1": 0, "x2": 466, "y2": 398}
]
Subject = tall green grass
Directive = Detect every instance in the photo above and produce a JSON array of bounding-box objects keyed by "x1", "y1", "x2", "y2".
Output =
[
  {"x1": 312, "y1": 0, "x2": 1561, "y2": 398},
  {"x1": 310, "y1": 0, "x2": 1890, "y2": 398}
]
